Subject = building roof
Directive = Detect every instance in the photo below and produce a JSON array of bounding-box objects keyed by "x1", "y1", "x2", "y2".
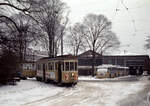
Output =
[
  {"x1": 78, "y1": 50, "x2": 102, "y2": 58},
  {"x1": 38, "y1": 55, "x2": 78, "y2": 61},
  {"x1": 78, "y1": 50, "x2": 150, "y2": 60},
  {"x1": 103, "y1": 55, "x2": 149, "y2": 58}
]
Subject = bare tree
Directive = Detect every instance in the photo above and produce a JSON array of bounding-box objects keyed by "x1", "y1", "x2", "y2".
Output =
[
  {"x1": 0, "y1": 0, "x2": 68, "y2": 58},
  {"x1": 30, "y1": 0, "x2": 67, "y2": 57},
  {"x1": 83, "y1": 14, "x2": 120, "y2": 76},
  {"x1": 68, "y1": 23, "x2": 86, "y2": 56},
  {"x1": 84, "y1": 14, "x2": 120, "y2": 76},
  {"x1": 0, "y1": 0, "x2": 30, "y2": 12},
  {"x1": 0, "y1": 0, "x2": 40, "y2": 55},
  {"x1": 0, "y1": 13, "x2": 39, "y2": 61},
  {"x1": 69, "y1": 14, "x2": 120, "y2": 76},
  {"x1": 0, "y1": 0, "x2": 32, "y2": 29}
]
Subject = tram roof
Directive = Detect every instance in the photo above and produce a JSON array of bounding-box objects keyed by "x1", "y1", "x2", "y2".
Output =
[{"x1": 38, "y1": 55, "x2": 78, "y2": 61}]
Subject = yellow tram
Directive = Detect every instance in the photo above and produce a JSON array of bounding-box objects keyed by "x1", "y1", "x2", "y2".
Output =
[
  {"x1": 96, "y1": 64, "x2": 129, "y2": 78},
  {"x1": 36, "y1": 55, "x2": 78, "y2": 85},
  {"x1": 20, "y1": 61, "x2": 36, "y2": 79}
]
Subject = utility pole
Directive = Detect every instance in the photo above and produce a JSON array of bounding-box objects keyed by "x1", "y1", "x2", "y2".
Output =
[
  {"x1": 60, "y1": 14, "x2": 69, "y2": 56},
  {"x1": 61, "y1": 31, "x2": 63, "y2": 56}
]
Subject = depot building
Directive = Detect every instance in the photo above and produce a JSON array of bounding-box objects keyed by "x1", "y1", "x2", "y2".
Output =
[{"x1": 77, "y1": 50, "x2": 150, "y2": 76}]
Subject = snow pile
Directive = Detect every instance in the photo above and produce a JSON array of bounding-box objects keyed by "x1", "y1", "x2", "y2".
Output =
[
  {"x1": 78, "y1": 76, "x2": 98, "y2": 80},
  {"x1": 0, "y1": 79, "x2": 65, "y2": 106},
  {"x1": 78, "y1": 75, "x2": 137, "y2": 82}
]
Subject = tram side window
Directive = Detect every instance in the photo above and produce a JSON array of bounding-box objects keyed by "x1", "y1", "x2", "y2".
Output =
[
  {"x1": 70, "y1": 62, "x2": 74, "y2": 71},
  {"x1": 54, "y1": 62, "x2": 56, "y2": 70},
  {"x1": 48, "y1": 63, "x2": 51, "y2": 70},
  {"x1": 55, "y1": 62, "x2": 58, "y2": 70},
  {"x1": 45, "y1": 64, "x2": 47, "y2": 70},
  {"x1": 62, "y1": 62, "x2": 64, "y2": 71},
  {"x1": 27, "y1": 66, "x2": 29, "y2": 70},
  {"x1": 48, "y1": 62, "x2": 55, "y2": 71},
  {"x1": 37, "y1": 64, "x2": 41, "y2": 70},
  {"x1": 52, "y1": 62, "x2": 54, "y2": 70},
  {"x1": 75, "y1": 62, "x2": 77, "y2": 71},
  {"x1": 65, "y1": 62, "x2": 69, "y2": 71}
]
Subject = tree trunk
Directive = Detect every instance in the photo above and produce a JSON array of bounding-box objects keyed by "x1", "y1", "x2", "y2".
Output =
[
  {"x1": 92, "y1": 41, "x2": 96, "y2": 76},
  {"x1": 48, "y1": 35, "x2": 54, "y2": 58},
  {"x1": 92, "y1": 50, "x2": 95, "y2": 76},
  {"x1": 61, "y1": 32, "x2": 63, "y2": 56}
]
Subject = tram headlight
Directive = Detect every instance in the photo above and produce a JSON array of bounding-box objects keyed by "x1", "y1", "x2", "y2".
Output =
[
  {"x1": 65, "y1": 73, "x2": 69, "y2": 80},
  {"x1": 72, "y1": 73, "x2": 74, "y2": 77},
  {"x1": 74, "y1": 74, "x2": 78, "y2": 80}
]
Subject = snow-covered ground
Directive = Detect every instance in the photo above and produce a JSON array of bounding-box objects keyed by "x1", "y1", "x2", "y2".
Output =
[
  {"x1": 0, "y1": 76, "x2": 149, "y2": 106},
  {"x1": 0, "y1": 79, "x2": 65, "y2": 106},
  {"x1": 78, "y1": 75, "x2": 138, "y2": 82}
]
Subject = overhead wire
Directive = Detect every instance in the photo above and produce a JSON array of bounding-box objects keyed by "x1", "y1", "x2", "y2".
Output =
[
  {"x1": 110, "y1": 0, "x2": 138, "y2": 51},
  {"x1": 110, "y1": 0, "x2": 121, "y2": 20},
  {"x1": 120, "y1": 0, "x2": 137, "y2": 36}
]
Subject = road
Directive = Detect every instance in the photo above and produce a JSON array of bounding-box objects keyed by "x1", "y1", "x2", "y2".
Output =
[
  {"x1": 22, "y1": 76, "x2": 150, "y2": 106},
  {"x1": 118, "y1": 76, "x2": 150, "y2": 106}
]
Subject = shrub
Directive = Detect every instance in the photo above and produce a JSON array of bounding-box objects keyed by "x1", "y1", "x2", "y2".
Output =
[{"x1": 0, "y1": 49, "x2": 19, "y2": 84}]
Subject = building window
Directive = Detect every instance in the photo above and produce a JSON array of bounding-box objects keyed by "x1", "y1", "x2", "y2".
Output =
[{"x1": 108, "y1": 60, "x2": 112, "y2": 64}]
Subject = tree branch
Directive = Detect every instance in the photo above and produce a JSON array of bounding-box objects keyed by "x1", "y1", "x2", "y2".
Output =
[
  {"x1": 0, "y1": 3, "x2": 30, "y2": 12},
  {"x1": 0, "y1": 15, "x2": 20, "y2": 32}
]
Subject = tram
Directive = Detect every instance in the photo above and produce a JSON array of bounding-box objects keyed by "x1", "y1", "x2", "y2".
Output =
[
  {"x1": 96, "y1": 64, "x2": 129, "y2": 78},
  {"x1": 19, "y1": 62, "x2": 36, "y2": 79},
  {"x1": 36, "y1": 55, "x2": 78, "y2": 85}
]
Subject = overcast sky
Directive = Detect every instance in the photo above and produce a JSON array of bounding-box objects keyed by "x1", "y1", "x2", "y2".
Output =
[{"x1": 62, "y1": 0, "x2": 150, "y2": 55}]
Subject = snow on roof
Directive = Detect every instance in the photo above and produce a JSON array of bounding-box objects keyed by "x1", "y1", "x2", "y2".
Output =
[
  {"x1": 110, "y1": 51, "x2": 142, "y2": 56},
  {"x1": 97, "y1": 68, "x2": 108, "y2": 73},
  {"x1": 97, "y1": 64, "x2": 129, "y2": 69},
  {"x1": 97, "y1": 64, "x2": 116, "y2": 68}
]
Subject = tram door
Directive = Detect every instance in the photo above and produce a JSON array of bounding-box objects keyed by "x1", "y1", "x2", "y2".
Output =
[
  {"x1": 43, "y1": 64, "x2": 46, "y2": 81},
  {"x1": 58, "y1": 62, "x2": 62, "y2": 83}
]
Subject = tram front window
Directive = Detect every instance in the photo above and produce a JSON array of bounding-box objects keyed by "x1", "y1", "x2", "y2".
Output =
[
  {"x1": 65, "y1": 62, "x2": 69, "y2": 71},
  {"x1": 70, "y1": 62, "x2": 74, "y2": 71},
  {"x1": 62, "y1": 62, "x2": 64, "y2": 71}
]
